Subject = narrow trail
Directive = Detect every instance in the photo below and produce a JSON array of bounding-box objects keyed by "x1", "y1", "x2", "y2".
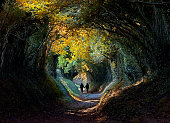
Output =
[
  {"x1": 61, "y1": 81, "x2": 115, "y2": 122},
  {"x1": 53, "y1": 71, "x2": 115, "y2": 122},
  {"x1": 68, "y1": 93, "x2": 100, "y2": 109},
  {"x1": 2, "y1": 74, "x2": 114, "y2": 123},
  {"x1": 3, "y1": 91, "x2": 107, "y2": 123},
  {"x1": 65, "y1": 92, "x2": 101, "y2": 116},
  {"x1": 56, "y1": 69, "x2": 114, "y2": 115},
  {"x1": 63, "y1": 80, "x2": 115, "y2": 112},
  {"x1": 59, "y1": 90, "x2": 111, "y2": 123}
]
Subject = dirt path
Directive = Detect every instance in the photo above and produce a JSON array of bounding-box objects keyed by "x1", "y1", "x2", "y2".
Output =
[
  {"x1": 1, "y1": 77, "x2": 114, "y2": 123},
  {"x1": 57, "y1": 79, "x2": 115, "y2": 122},
  {"x1": 64, "y1": 81, "x2": 115, "y2": 113},
  {"x1": 1, "y1": 92, "x2": 105, "y2": 123},
  {"x1": 3, "y1": 93, "x2": 105, "y2": 123},
  {"x1": 67, "y1": 93, "x2": 101, "y2": 109}
]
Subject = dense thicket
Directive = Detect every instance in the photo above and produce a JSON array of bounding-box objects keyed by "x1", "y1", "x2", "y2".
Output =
[
  {"x1": 99, "y1": 70, "x2": 170, "y2": 121},
  {"x1": 0, "y1": 0, "x2": 169, "y2": 119},
  {"x1": 0, "y1": 1, "x2": 62, "y2": 113},
  {"x1": 78, "y1": 0, "x2": 170, "y2": 120},
  {"x1": 80, "y1": 0, "x2": 170, "y2": 84}
]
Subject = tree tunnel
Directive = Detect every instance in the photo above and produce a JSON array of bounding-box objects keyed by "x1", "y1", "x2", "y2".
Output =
[{"x1": 0, "y1": 0, "x2": 169, "y2": 122}]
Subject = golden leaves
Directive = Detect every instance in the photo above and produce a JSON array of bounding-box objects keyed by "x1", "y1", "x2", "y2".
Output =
[
  {"x1": 51, "y1": 27, "x2": 105, "y2": 63},
  {"x1": 15, "y1": 0, "x2": 112, "y2": 68},
  {"x1": 15, "y1": 0, "x2": 60, "y2": 19}
]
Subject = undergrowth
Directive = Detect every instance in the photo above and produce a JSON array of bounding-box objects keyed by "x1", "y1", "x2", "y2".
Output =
[
  {"x1": 60, "y1": 78, "x2": 81, "y2": 97},
  {"x1": 0, "y1": 72, "x2": 63, "y2": 117},
  {"x1": 99, "y1": 70, "x2": 170, "y2": 121}
]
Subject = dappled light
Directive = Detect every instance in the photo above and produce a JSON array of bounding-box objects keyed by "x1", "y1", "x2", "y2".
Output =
[{"x1": 0, "y1": 0, "x2": 169, "y2": 122}]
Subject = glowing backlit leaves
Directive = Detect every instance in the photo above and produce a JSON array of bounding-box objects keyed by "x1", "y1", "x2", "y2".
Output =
[
  {"x1": 16, "y1": 0, "x2": 57, "y2": 15},
  {"x1": 15, "y1": 0, "x2": 71, "y2": 22},
  {"x1": 51, "y1": 27, "x2": 109, "y2": 64},
  {"x1": 111, "y1": 61, "x2": 116, "y2": 69},
  {"x1": 14, "y1": 0, "x2": 113, "y2": 72},
  {"x1": 81, "y1": 61, "x2": 90, "y2": 72}
]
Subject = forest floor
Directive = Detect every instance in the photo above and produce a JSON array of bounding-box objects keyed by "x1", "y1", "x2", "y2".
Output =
[
  {"x1": 3, "y1": 90, "x2": 169, "y2": 123},
  {"x1": 0, "y1": 75, "x2": 113, "y2": 122},
  {"x1": 1, "y1": 77, "x2": 169, "y2": 123},
  {"x1": 1, "y1": 92, "x2": 108, "y2": 123}
]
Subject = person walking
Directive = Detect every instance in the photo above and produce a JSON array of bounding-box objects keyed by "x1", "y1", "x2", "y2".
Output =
[
  {"x1": 80, "y1": 83, "x2": 84, "y2": 93},
  {"x1": 85, "y1": 83, "x2": 89, "y2": 93}
]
